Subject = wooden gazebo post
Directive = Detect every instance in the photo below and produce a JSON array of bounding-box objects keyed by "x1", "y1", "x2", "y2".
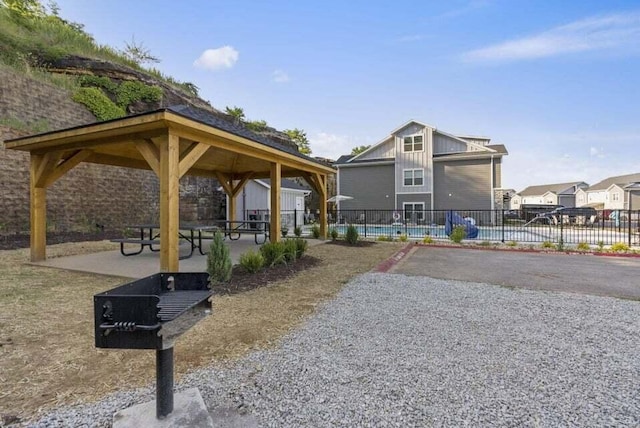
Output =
[
  {"x1": 270, "y1": 162, "x2": 281, "y2": 242},
  {"x1": 158, "y1": 132, "x2": 180, "y2": 271},
  {"x1": 29, "y1": 154, "x2": 47, "y2": 262}
]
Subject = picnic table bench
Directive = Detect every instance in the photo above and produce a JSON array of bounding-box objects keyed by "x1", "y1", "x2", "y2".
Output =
[{"x1": 215, "y1": 220, "x2": 270, "y2": 244}]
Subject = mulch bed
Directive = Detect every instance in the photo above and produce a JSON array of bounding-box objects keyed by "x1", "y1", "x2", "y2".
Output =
[
  {"x1": 215, "y1": 255, "x2": 322, "y2": 294},
  {"x1": 326, "y1": 240, "x2": 376, "y2": 247}
]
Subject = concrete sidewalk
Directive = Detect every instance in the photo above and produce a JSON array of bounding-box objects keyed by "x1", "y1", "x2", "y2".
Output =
[{"x1": 34, "y1": 236, "x2": 324, "y2": 279}]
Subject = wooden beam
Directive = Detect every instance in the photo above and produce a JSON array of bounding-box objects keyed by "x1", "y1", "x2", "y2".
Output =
[
  {"x1": 34, "y1": 151, "x2": 62, "y2": 188},
  {"x1": 270, "y1": 162, "x2": 281, "y2": 243},
  {"x1": 316, "y1": 173, "x2": 328, "y2": 240},
  {"x1": 178, "y1": 142, "x2": 209, "y2": 178},
  {"x1": 231, "y1": 172, "x2": 253, "y2": 197},
  {"x1": 30, "y1": 154, "x2": 47, "y2": 261},
  {"x1": 214, "y1": 171, "x2": 233, "y2": 195},
  {"x1": 43, "y1": 150, "x2": 92, "y2": 187},
  {"x1": 159, "y1": 133, "x2": 180, "y2": 271},
  {"x1": 135, "y1": 138, "x2": 160, "y2": 176}
]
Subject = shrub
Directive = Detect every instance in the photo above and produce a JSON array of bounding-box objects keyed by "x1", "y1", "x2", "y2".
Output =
[
  {"x1": 260, "y1": 241, "x2": 286, "y2": 266},
  {"x1": 283, "y1": 239, "x2": 298, "y2": 263},
  {"x1": 294, "y1": 226, "x2": 302, "y2": 237},
  {"x1": 399, "y1": 234, "x2": 408, "y2": 242},
  {"x1": 557, "y1": 237, "x2": 565, "y2": 251},
  {"x1": 422, "y1": 235, "x2": 433, "y2": 244},
  {"x1": 207, "y1": 231, "x2": 232, "y2": 284},
  {"x1": 311, "y1": 224, "x2": 321, "y2": 239},
  {"x1": 577, "y1": 242, "x2": 590, "y2": 251},
  {"x1": 72, "y1": 87, "x2": 125, "y2": 121},
  {"x1": 345, "y1": 224, "x2": 359, "y2": 245},
  {"x1": 294, "y1": 237, "x2": 308, "y2": 258},
  {"x1": 78, "y1": 75, "x2": 118, "y2": 92},
  {"x1": 329, "y1": 227, "x2": 339, "y2": 241},
  {"x1": 597, "y1": 241, "x2": 605, "y2": 252},
  {"x1": 449, "y1": 225, "x2": 466, "y2": 243},
  {"x1": 610, "y1": 242, "x2": 630, "y2": 253},
  {"x1": 239, "y1": 249, "x2": 264, "y2": 273},
  {"x1": 506, "y1": 240, "x2": 518, "y2": 247},
  {"x1": 542, "y1": 241, "x2": 555, "y2": 249},
  {"x1": 115, "y1": 80, "x2": 163, "y2": 108},
  {"x1": 479, "y1": 241, "x2": 491, "y2": 247}
]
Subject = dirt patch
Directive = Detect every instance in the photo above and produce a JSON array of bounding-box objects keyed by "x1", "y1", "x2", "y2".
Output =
[
  {"x1": 0, "y1": 230, "x2": 122, "y2": 251},
  {"x1": 0, "y1": 240, "x2": 402, "y2": 423}
]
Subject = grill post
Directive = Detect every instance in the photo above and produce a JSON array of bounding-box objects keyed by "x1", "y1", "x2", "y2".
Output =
[{"x1": 156, "y1": 347, "x2": 174, "y2": 418}]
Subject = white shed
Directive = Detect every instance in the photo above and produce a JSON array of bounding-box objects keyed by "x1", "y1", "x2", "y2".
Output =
[{"x1": 229, "y1": 179, "x2": 311, "y2": 229}]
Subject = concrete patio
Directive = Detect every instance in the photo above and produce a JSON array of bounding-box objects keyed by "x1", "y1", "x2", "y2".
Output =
[{"x1": 33, "y1": 236, "x2": 325, "y2": 279}]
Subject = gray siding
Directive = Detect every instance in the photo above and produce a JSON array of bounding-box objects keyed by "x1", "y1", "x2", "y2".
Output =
[
  {"x1": 358, "y1": 137, "x2": 394, "y2": 160},
  {"x1": 433, "y1": 159, "x2": 492, "y2": 210},
  {"x1": 397, "y1": 193, "x2": 432, "y2": 210},
  {"x1": 630, "y1": 192, "x2": 640, "y2": 210},
  {"x1": 338, "y1": 164, "x2": 395, "y2": 210},
  {"x1": 558, "y1": 195, "x2": 576, "y2": 208},
  {"x1": 493, "y1": 158, "x2": 501, "y2": 188},
  {"x1": 433, "y1": 133, "x2": 467, "y2": 154}
]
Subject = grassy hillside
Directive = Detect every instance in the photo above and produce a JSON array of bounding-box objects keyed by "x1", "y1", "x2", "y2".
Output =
[{"x1": 0, "y1": 2, "x2": 197, "y2": 96}]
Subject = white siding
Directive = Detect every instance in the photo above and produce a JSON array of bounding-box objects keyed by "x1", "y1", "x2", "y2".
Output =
[
  {"x1": 231, "y1": 180, "x2": 308, "y2": 224},
  {"x1": 575, "y1": 189, "x2": 587, "y2": 207},
  {"x1": 607, "y1": 186, "x2": 625, "y2": 210},
  {"x1": 394, "y1": 125, "x2": 432, "y2": 194}
]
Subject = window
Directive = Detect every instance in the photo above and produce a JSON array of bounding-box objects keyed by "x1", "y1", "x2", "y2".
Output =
[
  {"x1": 403, "y1": 169, "x2": 424, "y2": 186},
  {"x1": 612, "y1": 193, "x2": 620, "y2": 201},
  {"x1": 404, "y1": 203, "x2": 425, "y2": 221},
  {"x1": 578, "y1": 194, "x2": 585, "y2": 202},
  {"x1": 403, "y1": 135, "x2": 424, "y2": 152}
]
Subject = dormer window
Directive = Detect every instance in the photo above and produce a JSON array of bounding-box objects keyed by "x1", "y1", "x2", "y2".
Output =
[{"x1": 403, "y1": 135, "x2": 423, "y2": 152}]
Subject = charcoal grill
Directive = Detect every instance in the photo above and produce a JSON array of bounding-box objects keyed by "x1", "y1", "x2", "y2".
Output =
[{"x1": 94, "y1": 272, "x2": 212, "y2": 419}]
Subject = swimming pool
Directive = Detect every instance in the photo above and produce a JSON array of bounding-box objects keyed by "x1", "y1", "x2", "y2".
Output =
[{"x1": 330, "y1": 223, "x2": 632, "y2": 245}]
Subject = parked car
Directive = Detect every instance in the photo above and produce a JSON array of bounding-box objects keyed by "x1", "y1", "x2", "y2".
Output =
[{"x1": 503, "y1": 209, "x2": 521, "y2": 219}]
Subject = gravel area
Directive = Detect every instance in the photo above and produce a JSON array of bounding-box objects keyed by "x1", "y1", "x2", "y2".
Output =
[{"x1": 25, "y1": 273, "x2": 640, "y2": 427}]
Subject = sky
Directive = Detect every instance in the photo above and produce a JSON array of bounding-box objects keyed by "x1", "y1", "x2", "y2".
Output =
[{"x1": 53, "y1": 0, "x2": 640, "y2": 191}]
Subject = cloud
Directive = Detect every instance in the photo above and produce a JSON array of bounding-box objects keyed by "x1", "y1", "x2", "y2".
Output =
[
  {"x1": 193, "y1": 46, "x2": 239, "y2": 71},
  {"x1": 272, "y1": 69, "x2": 290, "y2": 83},
  {"x1": 462, "y1": 12, "x2": 640, "y2": 62},
  {"x1": 309, "y1": 132, "x2": 361, "y2": 160}
]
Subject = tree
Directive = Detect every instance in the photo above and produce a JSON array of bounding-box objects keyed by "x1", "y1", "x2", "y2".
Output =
[
  {"x1": 351, "y1": 145, "x2": 370, "y2": 155},
  {"x1": 123, "y1": 36, "x2": 160, "y2": 65},
  {"x1": 224, "y1": 106, "x2": 245, "y2": 124},
  {"x1": 284, "y1": 128, "x2": 311, "y2": 155}
]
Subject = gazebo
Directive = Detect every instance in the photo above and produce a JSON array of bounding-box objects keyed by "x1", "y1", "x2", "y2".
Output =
[{"x1": 5, "y1": 105, "x2": 334, "y2": 271}]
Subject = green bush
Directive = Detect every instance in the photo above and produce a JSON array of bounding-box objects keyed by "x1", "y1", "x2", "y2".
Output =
[
  {"x1": 449, "y1": 225, "x2": 466, "y2": 243},
  {"x1": 597, "y1": 241, "x2": 605, "y2": 252},
  {"x1": 399, "y1": 234, "x2": 408, "y2": 242},
  {"x1": 610, "y1": 242, "x2": 630, "y2": 253},
  {"x1": 239, "y1": 249, "x2": 264, "y2": 273},
  {"x1": 294, "y1": 226, "x2": 302, "y2": 237},
  {"x1": 260, "y1": 241, "x2": 286, "y2": 267},
  {"x1": 329, "y1": 227, "x2": 338, "y2": 241},
  {"x1": 422, "y1": 235, "x2": 433, "y2": 244},
  {"x1": 115, "y1": 80, "x2": 163, "y2": 108},
  {"x1": 345, "y1": 224, "x2": 359, "y2": 245},
  {"x1": 542, "y1": 241, "x2": 555, "y2": 249},
  {"x1": 576, "y1": 242, "x2": 590, "y2": 251},
  {"x1": 207, "y1": 231, "x2": 232, "y2": 284},
  {"x1": 72, "y1": 87, "x2": 125, "y2": 121},
  {"x1": 506, "y1": 240, "x2": 518, "y2": 247},
  {"x1": 78, "y1": 75, "x2": 117, "y2": 92},
  {"x1": 311, "y1": 224, "x2": 321, "y2": 239},
  {"x1": 294, "y1": 237, "x2": 308, "y2": 258},
  {"x1": 283, "y1": 239, "x2": 298, "y2": 263}
]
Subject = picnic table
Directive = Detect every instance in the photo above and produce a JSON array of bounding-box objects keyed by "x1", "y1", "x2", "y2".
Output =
[{"x1": 111, "y1": 220, "x2": 271, "y2": 258}]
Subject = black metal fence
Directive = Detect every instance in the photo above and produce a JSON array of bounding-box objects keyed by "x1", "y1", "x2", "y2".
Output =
[{"x1": 244, "y1": 208, "x2": 640, "y2": 246}]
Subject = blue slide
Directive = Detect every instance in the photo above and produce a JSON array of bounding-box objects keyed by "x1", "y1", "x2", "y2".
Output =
[{"x1": 445, "y1": 211, "x2": 479, "y2": 239}]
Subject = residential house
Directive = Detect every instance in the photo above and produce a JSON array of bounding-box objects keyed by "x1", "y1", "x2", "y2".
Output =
[
  {"x1": 229, "y1": 179, "x2": 310, "y2": 228},
  {"x1": 510, "y1": 182, "x2": 588, "y2": 209},
  {"x1": 576, "y1": 172, "x2": 640, "y2": 210},
  {"x1": 335, "y1": 120, "x2": 507, "y2": 218}
]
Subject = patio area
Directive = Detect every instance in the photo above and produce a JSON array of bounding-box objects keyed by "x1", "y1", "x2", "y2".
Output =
[{"x1": 32, "y1": 235, "x2": 326, "y2": 279}]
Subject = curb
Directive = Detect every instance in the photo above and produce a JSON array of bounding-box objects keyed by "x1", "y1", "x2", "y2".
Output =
[
  {"x1": 374, "y1": 243, "x2": 416, "y2": 272},
  {"x1": 414, "y1": 242, "x2": 640, "y2": 258}
]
